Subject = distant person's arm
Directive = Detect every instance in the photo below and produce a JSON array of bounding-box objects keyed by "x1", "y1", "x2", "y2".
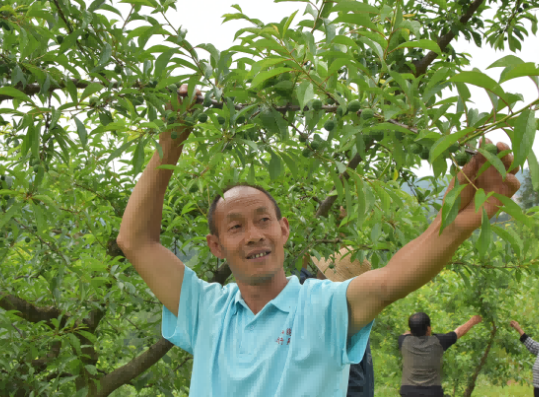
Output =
[
  {"x1": 454, "y1": 315, "x2": 482, "y2": 339},
  {"x1": 117, "y1": 85, "x2": 200, "y2": 317},
  {"x1": 402, "y1": 330, "x2": 412, "y2": 335},
  {"x1": 511, "y1": 321, "x2": 539, "y2": 355}
]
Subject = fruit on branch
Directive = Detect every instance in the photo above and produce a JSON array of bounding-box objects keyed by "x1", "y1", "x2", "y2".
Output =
[
  {"x1": 299, "y1": 135, "x2": 307, "y2": 143},
  {"x1": 361, "y1": 108, "x2": 374, "y2": 120},
  {"x1": 310, "y1": 141, "x2": 320, "y2": 150},
  {"x1": 455, "y1": 150, "x2": 468, "y2": 166},
  {"x1": 203, "y1": 97, "x2": 212, "y2": 107},
  {"x1": 236, "y1": 115, "x2": 246, "y2": 124},
  {"x1": 171, "y1": 131, "x2": 178, "y2": 139},
  {"x1": 114, "y1": 64, "x2": 123, "y2": 74},
  {"x1": 217, "y1": 116, "x2": 226, "y2": 125},
  {"x1": 483, "y1": 143, "x2": 499, "y2": 155},
  {"x1": 56, "y1": 35, "x2": 64, "y2": 44},
  {"x1": 324, "y1": 120, "x2": 336, "y2": 132},
  {"x1": 448, "y1": 142, "x2": 460, "y2": 153},
  {"x1": 198, "y1": 113, "x2": 208, "y2": 123},
  {"x1": 25, "y1": 237, "x2": 30, "y2": 243},
  {"x1": 370, "y1": 130, "x2": 384, "y2": 142},
  {"x1": 420, "y1": 146, "x2": 430, "y2": 160},
  {"x1": 325, "y1": 98, "x2": 335, "y2": 105},
  {"x1": 336, "y1": 105, "x2": 347, "y2": 118},
  {"x1": 302, "y1": 148, "x2": 312, "y2": 157},
  {"x1": 312, "y1": 99, "x2": 323, "y2": 110},
  {"x1": 409, "y1": 143, "x2": 422, "y2": 155},
  {"x1": 347, "y1": 100, "x2": 361, "y2": 113}
]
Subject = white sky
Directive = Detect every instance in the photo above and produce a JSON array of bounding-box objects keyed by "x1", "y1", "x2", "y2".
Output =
[{"x1": 3, "y1": 1, "x2": 538, "y2": 179}]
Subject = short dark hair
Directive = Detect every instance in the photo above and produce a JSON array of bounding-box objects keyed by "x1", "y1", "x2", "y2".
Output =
[
  {"x1": 408, "y1": 312, "x2": 431, "y2": 337},
  {"x1": 207, "y1": 183, "x2": 282, "y2": 236}
]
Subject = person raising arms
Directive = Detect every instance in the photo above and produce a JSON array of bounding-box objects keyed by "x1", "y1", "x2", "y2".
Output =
[{"x1": 117, "y1": 84, "x2": 520, "y2": 396}]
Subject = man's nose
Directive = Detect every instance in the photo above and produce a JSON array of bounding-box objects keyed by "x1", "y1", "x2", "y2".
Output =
[{"x1": 245, "y1": 223, "x2": 264, "y2": 244}]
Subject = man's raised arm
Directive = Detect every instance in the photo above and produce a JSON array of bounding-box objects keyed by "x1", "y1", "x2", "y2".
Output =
[
  {"x1": 117, "y1": 85, "x2": 197, "y2": 317},
  {"x1": 454, "y1": 315, "x2": 482, "y2": 339}
]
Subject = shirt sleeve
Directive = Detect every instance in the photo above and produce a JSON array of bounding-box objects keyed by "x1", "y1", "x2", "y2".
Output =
[
  {"x1": 435, "y1": 332, "x2": 458, "y2": 351},
  {"x1": 303, "y1": 278, "x2": 374, "y2": 367},
  {"x1": 398, "y1": 334, "x2": 410, "y2": 350},
  {"x1": 161, "y1": 265, "x2": 234, "y2": 354},
  {"x1": 521, "y1": 334, "x2": 539, "y2": 356}
]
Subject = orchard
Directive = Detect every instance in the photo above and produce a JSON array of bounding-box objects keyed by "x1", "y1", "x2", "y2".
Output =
[{"x1": 0, "y1": 0, "x2": 539, "y2": 396}]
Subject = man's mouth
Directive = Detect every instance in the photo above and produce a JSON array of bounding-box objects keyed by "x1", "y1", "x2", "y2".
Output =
[{"x1": 247, "y1": 251, "x2": 271, "y2": 260}]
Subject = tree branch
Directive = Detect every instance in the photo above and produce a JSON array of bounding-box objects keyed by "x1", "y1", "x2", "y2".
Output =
[
  {"x1": 462, "y1": 321, "x2": 497, "y2": 397},
  {"x1": 413, "y1": 0, "x2": 485, "y2": 76},
  {"x1": 0, "y1": 292, "x2": 63, "y2": 327},
  {"x1": 97, "y1": 338, "x2": 174, "y2": 397}
]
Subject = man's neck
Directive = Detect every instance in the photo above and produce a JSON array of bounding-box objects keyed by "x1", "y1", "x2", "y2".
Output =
[{"x1": 237, "y1": 269, "x2": 289, "y2": 315}]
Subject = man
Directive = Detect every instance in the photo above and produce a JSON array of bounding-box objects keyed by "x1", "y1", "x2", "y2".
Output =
[
  {"x1": 509, "y1": 320, "x2": 539, "y2": 397},
  {"x1": 117, "y1": 85, "x2": 520, "y2": 396},
  {"x1": 294, "y1": 247, "x2": 375, "y2": 397},
  {"x1": 398, "y1": 313, "x2": 483, "y2": 397}
]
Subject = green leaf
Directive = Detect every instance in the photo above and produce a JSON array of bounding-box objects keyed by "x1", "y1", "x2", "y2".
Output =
[
  {"x1": 332, "y1": 14, "x2": 378, "y2": 31},
  {"x1": 80, "y1": 83, "x2": 104, "y2": 102},
  {"x1": 296, "y1": 81, "x2": 314, "y2": 111},
  {"x1": 449, "y1": 71, "x2": 508, "y2": 103},
  {"x1": 0, "y1": 87, "x2": 34, "y2": 104},
  {"x1": 250, "y1": 67, "x2": 291, "y2": 88},
  {"x1": 492, "y1": 225, "x2": 522, "y2": 258},
  {"x1": 97, "y1": 43, "x2": 112, "y2": 68},
  {"x1": 282, "y1": 10, "x2": 298, "y2": 38},
  {"x1": 476, "y1": 207, "x2": 491, "y2": 257},
  {"x1": 499, "y1": 63, "x2": 539, "y2": 83},
  {"x1": 0, "y1": 204, "x2": 20, "y2": 230},
  {"x1": 474, "y1": 188, "x2": 485, "y2": 213},
  {"x1": 440, "y1": 181, "x2": 467, "y2": 234},
  {"x1": 133, "y1": 138, "x2": 146, "y2": 175},
  {"x1": 429, "y1": 127, "x2": 474, "y2": 163},
  {"x1": 527, "y1": 150, "x2": 539, "y2": 192},
  {"x1": 327, "y1": 165, "x2": 343, "y2": 198},
  {"x1": 493, "y1": 193, "x2": 534, "y2": 229},
  {"x1": 280, "y1": 152, "x2": 297, "y2": 178},
  {"x1": 332, "y1": 2, "x2": 380, "y2": 14},
  {"x1": 487, "y1": 55, "x2": 524, "y2": 69},
  {"x1": 476, "y1": 147, "x2": 507, "y2": 181},
  {"x1": 154, "y1": 48, "x2": 176, "y2": 78},
  {"x1": 511, "y1": 109, "x2": 536, "y2": 172},
  {"x1": 106, "y1": 139, "x2": 135, "y2": 163},
  {"x1": 73, "y1": 117, "x2": 87, "y2": 148},
  {"x1": 394, "y1": 39, "x2": 441, "y2": 55},
  {"x1": 268, "y1": 151, "x2": 283, "y2": 180}
]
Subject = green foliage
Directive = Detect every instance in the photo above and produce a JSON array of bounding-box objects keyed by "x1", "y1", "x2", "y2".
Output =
[{"x1": 0, "y1": 0, "x2": 538, "y2": 395}]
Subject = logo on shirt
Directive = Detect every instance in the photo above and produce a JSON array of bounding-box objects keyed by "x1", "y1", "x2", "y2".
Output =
[{"x1": 276, "y1": 328, "x2": 292, "y2": 345}]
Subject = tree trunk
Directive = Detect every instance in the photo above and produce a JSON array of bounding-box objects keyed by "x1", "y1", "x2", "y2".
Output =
[{"x1": 462, "y1": 321, "x2": 497, "y2": 397}]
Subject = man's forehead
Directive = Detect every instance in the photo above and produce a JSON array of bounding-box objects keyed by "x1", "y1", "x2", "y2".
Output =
[{"x1": 216, "y1": 186, "x2": 272, "y2": 215}]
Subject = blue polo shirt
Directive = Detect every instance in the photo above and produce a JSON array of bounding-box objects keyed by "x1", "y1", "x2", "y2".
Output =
[{"x1": 162, "y1": 265, "x2": 374, "y2": 397}]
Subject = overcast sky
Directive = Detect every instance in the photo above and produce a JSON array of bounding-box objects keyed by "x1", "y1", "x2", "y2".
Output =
[{"x1": 114, "y1": 0, "x2": 537, "y2": 178}]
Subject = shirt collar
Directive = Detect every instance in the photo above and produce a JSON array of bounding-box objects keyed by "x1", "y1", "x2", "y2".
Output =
[{"x1": 232, "y1": 275, "x2": 300, "y2": 315}]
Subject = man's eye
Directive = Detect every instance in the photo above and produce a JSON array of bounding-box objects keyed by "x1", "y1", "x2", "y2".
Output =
[
  {"x1": 230, "y1": 225, "x2": 240, "y2": 230},
  {"x1": 261, "y1": 217, "x2": 270, "y2": 222}
]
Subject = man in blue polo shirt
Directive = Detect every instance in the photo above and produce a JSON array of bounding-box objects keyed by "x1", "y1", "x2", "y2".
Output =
[{"x1": 117, "y1": 85, "x2": 521, "y2": 396}]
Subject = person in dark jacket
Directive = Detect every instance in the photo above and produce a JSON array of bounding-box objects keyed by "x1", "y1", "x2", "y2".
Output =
[
  {"x1": 510, "y1": 320, "x2": 539, "y2": 397},
  {"x1": 398, "y1": 312, "x2": 482, "y2": 397},
  {"x1": 294, "y1": 246, "x2": 374, "y2": 397}
]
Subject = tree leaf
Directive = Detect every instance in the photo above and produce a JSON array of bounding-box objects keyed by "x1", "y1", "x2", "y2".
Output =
[
  {"x1": 0, "y1": 87, "x2": 34, "y2": 104},
  {"x1": 394, "y1": 39, "x2": 441, "y2": 55},
  {"x1": 476, "y1": 207, "x2": 491, "y2": 257},
  {"x1": 133, "y1": 138, "x2": 146, "y2": 175},
  {"x1": 268, "y1": 151, "x2": 283, "y2": 180},
  {"x1": 499, "y1": 63, "x2": 539, "y2": 83},
  {"x1": 296, "y1": 81, "x2": 314, "y2": 111},
  {"x1": 281, "y1": 10, "x2": 298, "y2": 38},
  {"x1": 449, "y1": 71, "x2": 508, "y2": 103},
  {"x1": 429, "y1": 127, "x2": 474, "y2": 163},
  {"x1": 154, "y1": 48, "x2": 176, "y2": 78},
  {"x1": 97, "y1": 43, "x2": 112, "y2": 68},
  {"x1": 493, "y1": 193, "x2": 534, "y2": 229},
  {"x1": 80, "y1": 83, "x2": 103, "y2": 102},
  {"x1": 332, "y1": 14, "x2": 378, "y2": 31},
  {"x1": 332, "y1": 2, "x2": 380, "y2": 14},
  {"x1": 476, "y1": 147, "x2": 507, "y2": 181},
  {"x1": 492, "y1": 225, "x2": 522, "y2": 258},
  {"x1": 487, "y1": 55, "x2": 524, "y2": 69},
  {"x1": 250, "y1": 67, "x2": 291, "y2": 88},
  {"x1": 73, "y1": 117, "x2": 87, "y2": 148},
  {"x1": 511, "y1": 109, "x2": 536, "y2": 172},
  {"x1": 527, "y1": 150, "x2": 539, "y2": 192},
  {"x1": 440, "y1": 180, "x2": 467, "y2": 234}
]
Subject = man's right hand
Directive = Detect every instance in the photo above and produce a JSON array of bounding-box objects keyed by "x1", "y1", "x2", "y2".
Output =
[
  {"x1": 161, "y1": 84, "x2": 201, "y2": 157},
  {"x1": 471, "y1": 315, "x2": 483, "y2": 324},
  {"x1": 510, "y1": 320, "x2": 522, "y2": 331}
]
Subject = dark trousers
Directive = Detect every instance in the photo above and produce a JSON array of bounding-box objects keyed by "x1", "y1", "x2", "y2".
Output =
[
  {"x1": 400, "y1": 391, "x2": 444, "y2": 397},
  {"x1": 535, "y1": 387, "x2": 539, "y2": 397}
]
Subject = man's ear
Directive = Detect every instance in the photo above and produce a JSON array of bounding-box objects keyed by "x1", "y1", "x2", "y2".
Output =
[
  {"x1": 206, "y1": 234, "x2": 225, "y2": 259},
  {"x1": 279, "y1": 217, "x2": 290, "y2": 243}
]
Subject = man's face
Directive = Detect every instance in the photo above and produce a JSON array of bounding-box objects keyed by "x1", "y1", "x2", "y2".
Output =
[{"x1": 206, "y1": 186, "x2": 290, "y2": 286}]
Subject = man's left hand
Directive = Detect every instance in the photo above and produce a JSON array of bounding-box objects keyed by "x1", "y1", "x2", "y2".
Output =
[{"x1": 436, "y1": 139, "x2": 521, "y2": 236}]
